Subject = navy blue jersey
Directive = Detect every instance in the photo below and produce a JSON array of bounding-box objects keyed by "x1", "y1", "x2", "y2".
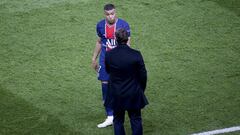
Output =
[
  {"x1": 96, "y1": 18, "x2": 130, "y2": 81},
  {"x1": 96, "y1": 18, "x2": 130, "y2": 66}
]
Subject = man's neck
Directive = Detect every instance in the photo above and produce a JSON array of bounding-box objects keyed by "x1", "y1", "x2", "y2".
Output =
[{"x1": 106, "y1": 18, "x2": 117, "y2": 25}]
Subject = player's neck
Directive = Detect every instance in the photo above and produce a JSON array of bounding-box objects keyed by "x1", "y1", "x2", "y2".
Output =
[{"x1": 106, "y1": 18, "x2": 118, "y2": 26}]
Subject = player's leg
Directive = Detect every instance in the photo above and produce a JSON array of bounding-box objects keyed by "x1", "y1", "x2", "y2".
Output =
[
  {"x1": 101, "y1": 81, "x2": 113, "y2": 116},
  {"x1": 97, "y1": 66, "x2": 113, "y2": 128}
]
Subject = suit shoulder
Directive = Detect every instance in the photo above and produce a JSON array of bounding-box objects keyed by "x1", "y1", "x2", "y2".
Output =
[
  {"x1": 129, "y1": 47, "x2": 140, "y2": 54},
  {"x1": 133, "y1": 49, "x2": 144, "y2": 61}
]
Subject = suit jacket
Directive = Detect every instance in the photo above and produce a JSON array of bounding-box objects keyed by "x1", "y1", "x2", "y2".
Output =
[{"x1": 104, "y1": 44, "x2": 148, "y2": 111}]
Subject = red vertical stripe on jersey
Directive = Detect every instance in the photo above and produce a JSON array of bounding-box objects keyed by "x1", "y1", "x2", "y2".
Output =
[{"x1": 105, "y1": 24, "x2": 115, "y2": 39}]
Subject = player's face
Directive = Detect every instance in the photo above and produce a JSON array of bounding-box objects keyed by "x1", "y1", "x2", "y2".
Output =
[{"x1": 104, "y1": 9, "x2": 116, "y2": 24}]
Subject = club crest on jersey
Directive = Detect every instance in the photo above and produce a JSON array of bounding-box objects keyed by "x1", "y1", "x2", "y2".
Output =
[{"x1": 106, "y1": 39, "x2": 116, "y2": 51}]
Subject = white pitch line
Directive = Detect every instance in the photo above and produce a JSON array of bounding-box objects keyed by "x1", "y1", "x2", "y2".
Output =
[{"x1": 191, "y1": 126, "x2": 240, "y2": 135}]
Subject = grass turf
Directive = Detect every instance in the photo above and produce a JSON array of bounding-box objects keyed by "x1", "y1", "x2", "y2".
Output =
[{"x1": 0, "y1": 0, "x2": 240, "y2": 134}]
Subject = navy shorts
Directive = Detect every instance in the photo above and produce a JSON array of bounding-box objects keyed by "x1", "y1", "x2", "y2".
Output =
[{"x1": 98, "y1": 64, "x2": 109, "y2": 81}]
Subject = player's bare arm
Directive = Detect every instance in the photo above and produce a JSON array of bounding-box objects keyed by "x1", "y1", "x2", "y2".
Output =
[{"x1": 92, "y1": 37, "x2": 101, "y2": 72}]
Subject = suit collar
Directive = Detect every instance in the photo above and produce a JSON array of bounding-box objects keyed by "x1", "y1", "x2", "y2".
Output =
[{"x1": 117, "y1": 44, "x2": 129, "y2": 48}]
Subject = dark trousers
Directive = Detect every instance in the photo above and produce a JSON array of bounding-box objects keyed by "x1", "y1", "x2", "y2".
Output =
[{"x1": 113, "y1": 109, "x2": 142, "y2": 135}]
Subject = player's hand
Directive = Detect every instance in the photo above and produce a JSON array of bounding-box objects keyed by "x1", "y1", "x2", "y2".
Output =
[{"x1": 92, "y1": 59, "x2": 99, "y2": 72}]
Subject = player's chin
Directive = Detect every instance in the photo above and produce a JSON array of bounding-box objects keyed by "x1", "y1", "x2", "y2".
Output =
[{"x1": 108, "y1": 19, "x2": 115, "y2": 24}]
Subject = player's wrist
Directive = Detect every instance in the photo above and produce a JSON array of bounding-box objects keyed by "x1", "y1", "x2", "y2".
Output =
[{"x1": 92, "y1": 58, "x2": 97, "y2": 62}]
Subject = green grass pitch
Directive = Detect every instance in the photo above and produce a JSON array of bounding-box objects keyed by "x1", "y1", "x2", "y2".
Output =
[{"x1": 0, "y1": 0, "x2": 240, "y2": 134}]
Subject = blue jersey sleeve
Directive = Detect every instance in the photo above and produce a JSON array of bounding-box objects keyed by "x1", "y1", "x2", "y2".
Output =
[
  {"x1": 96, "y1": 23, "x2": 101, "y2": 37},
  {"x1": 125, "y1": 22, "x2": 131, "y2": 37}
]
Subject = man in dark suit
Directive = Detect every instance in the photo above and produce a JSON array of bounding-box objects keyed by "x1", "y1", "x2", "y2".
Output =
[{"x1": 104, "y1": 28, "x2": 148, "y2": 135}]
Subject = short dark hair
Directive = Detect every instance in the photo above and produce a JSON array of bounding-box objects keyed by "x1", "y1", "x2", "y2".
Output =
[
  {"x1": 115, "y1": 28, "x2": 128, "y2": 45},
  {"x1": 104, "y1": 4, "x2": 115, "y2": 11}
]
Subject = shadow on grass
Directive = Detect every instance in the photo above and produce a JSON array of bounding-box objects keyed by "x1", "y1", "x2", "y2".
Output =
[
  {"x1": 207, "y1": 0, "x2": 240, "y2": 16},
  {"x1": 0, "y1": 84, "x2": 82, "y2": 135}
]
